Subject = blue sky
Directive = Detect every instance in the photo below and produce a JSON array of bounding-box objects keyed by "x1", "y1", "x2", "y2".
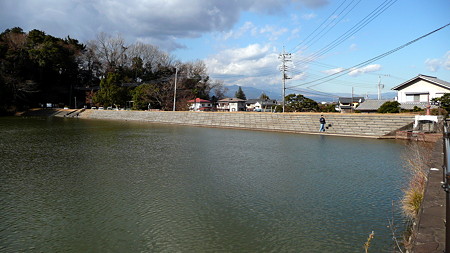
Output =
[{"x1": 1, "y1": 0, "x2": 449, "y2": 99}]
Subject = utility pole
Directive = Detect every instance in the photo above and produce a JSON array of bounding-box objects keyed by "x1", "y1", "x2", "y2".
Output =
[
  {"x1": 377, "y1": 75, "x2": 387, "y2": 100},
  {"x1": 278, "y1": 47, "x2": 291, "y2": 113},
  {"x1": 351, "y1": 87, "x2": 354, "y2": 113},
  {"x1": 173, "y1": 67, "x2": 178, "y2": 111}
]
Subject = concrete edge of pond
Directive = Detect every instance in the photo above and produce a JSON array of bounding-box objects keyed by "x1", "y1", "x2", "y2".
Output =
[{"x1": 409, "y1": 139, "x2": 446, "y2": 253}]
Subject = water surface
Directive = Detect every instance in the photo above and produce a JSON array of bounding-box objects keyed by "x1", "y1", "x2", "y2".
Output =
[{"x1": 0, "y1": 117, "x2": 408, "y2": 252}]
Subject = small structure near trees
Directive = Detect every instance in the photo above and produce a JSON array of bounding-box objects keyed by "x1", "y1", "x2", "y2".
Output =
[{"x1": 187, "y1": 98, "x2": 212, "y2": 111}]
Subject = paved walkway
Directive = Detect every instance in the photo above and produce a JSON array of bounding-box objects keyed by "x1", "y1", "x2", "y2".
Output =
[{"x1": 411, "y1": 139, "x2": 446, "y2": 252}]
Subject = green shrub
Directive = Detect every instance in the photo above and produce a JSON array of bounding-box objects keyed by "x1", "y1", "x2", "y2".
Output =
[
  {"x1": 377, "y1": 101, "x2": 401, "y2": 113},
  {"x1": 413, "y1": 106, "x2": 423, "y2": 112}
]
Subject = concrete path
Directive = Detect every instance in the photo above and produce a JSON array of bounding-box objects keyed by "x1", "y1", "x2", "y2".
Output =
[{"x1": 411, "y1": 139, "x2": 446, "y2": 252}]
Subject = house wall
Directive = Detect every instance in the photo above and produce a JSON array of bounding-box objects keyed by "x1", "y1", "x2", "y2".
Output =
[
  {"x1": 190, "y1": 102, "x2": 212, "y2": 111},
  {"x1": 229, "y1": 102, "x2": 245, "y2": 111},
  {"x1": 397, "y1": 80, "x2": 450, "y2": 103},
  {"x1": 217, "y1": 103, "x2": 229, "y2": 111}
]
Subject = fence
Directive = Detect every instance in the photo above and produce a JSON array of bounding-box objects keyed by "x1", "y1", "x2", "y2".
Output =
[{"x1": 442, "y1": 120, "x2": 450, "y2": 252}]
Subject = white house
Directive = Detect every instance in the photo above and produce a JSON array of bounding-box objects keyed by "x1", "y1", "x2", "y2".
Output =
[
  {"x1": 245, "y1": 99, "x2": 278, "y2": 111},
  {"x1": 187, "y1": 98, "x2": 212, "y2": 111},
  {"x1": 217, "y1": 98, "x2": 246, "y2": 112},
  {"x1": 337, "y1": 97, "x2": 365, "y2": 112},
  {"x1": 392, "y1": 74, "x2": 450, "y2": 103}
]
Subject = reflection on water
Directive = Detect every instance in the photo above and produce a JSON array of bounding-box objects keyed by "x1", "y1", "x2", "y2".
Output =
[{"x1": 0, "y1": 117, "x2": 407, "y2": 252}]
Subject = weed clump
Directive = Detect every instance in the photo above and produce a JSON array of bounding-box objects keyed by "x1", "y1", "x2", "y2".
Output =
[{"x1": 401, "y1": 142, "x2": 433, "y2": 219}]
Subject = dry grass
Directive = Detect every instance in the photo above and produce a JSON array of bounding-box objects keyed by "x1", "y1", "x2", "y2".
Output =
[
  {"x1": 363, "y1": 231, "x2": 374, "y2": 253},
  {"x1": 401, "y1": 142, "x2": 433, "y2": 219}
]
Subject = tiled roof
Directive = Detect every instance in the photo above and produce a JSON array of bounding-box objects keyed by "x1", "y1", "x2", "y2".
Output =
[
  {"x1": 399, "y1": 102, "x2": 438, "y2": 110},
  {"x1": 188, "y1": 98, "x2": 211, "y2": 103},
  {"x1": 391, "y1": 74, "x2": 450, "y2": 90},
  {"x1": 339, "y1": 97, "x2": 365, "y2": 104},
  {"x1": 246, "y1": 99, "x2": 277, "y2": 105},
  {"x1": 218, "y1": 98, "x2": 246, "y2": 102},
  {"x1": 357, "y1": 100, "x2": 392, "y2": 111},
  {"x1": 357, "y1": 100, "x2": 438, "y2": 111}
]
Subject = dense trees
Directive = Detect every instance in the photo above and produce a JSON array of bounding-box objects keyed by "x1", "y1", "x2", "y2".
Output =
[
  {"x1": 0, "y1": 27, "x2": 217, "y2": 114},
  {"x1": 0, "y1": 27, "x2": 84, "y2": 114},
  {"x1": 284, "y1": 94, "x2": 319, "y2": 112},
  {"x1": 432, "y1": 93, "x2": 450, "y2": 112},
  {"x1": 378, "y1": 101, "x2": 401, "y2": 113}
]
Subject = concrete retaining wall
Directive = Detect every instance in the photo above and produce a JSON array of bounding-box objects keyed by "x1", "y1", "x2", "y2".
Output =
[{"x1": 78, "y1": 110, "x2": 416, "y2": 138}]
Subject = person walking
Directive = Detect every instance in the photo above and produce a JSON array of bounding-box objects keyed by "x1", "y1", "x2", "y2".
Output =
[{"x1": 319, "y1": 115, "x2": 326, "y2": 132}]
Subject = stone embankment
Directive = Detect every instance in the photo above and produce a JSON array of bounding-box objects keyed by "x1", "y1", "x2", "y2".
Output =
[{"x1": 76, "y1": 110, "x2": 416, "y2": 138}]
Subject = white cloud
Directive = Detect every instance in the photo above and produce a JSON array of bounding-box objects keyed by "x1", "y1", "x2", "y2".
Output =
[
  {"x1": 223, "y1": 22, "x2": 257, "y2": 40},
  {"x1": 205, "y1": 44, "x2": 280, "y2": 87},
  {"x1": 349, "y1": 43, "x2": 357, "y2": 51},
  {"x1": 445, "y1": 51, "x2": 450, "y2": 70},
  {"x1": 301, "y1": 13, "x2": 317, "y2": 20},
  {"x1": 291, "y1": 72, "x2": 307, "y2": 81},
  {"x1": 322, "y1": 67, "x2": 345, "y2": 75},
  {"x1": 348, "y1": 64, "x2": 381, "y2": 76},
  {"x1": 0, "y1": 0, "x2": 329, "y2": 51},
  {"x1": 259, "y1": 25, "x2": 289, "y2": 41},
  {"x1": 425, "y1": 51, "x2": 450, "y2": 72},
  {"x1": 425, "y1": 58, "x2": 442, "y2": 72}
]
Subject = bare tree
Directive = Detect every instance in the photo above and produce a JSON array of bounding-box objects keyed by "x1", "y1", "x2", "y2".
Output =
[
  {"x1": 93, "y1": 32, "x2": 128, "y2": 73},
  {"x1": 127, "y1": 42, "x2": 161, "y2": 72},
  {"x1": 211, "y1": 80, "x2": 228, "y2": 100}
]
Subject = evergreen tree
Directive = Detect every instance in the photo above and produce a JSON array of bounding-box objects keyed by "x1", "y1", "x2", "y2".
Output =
[
  {"x1": 284, "y1": 94, "x2": 319, "y2": 112},
  {"x1": 259, "y1": 92, "x2": 270, "y2": 100},
  {"x1": 432, "y1": 93, "x2": 450, "y2": 112},
  {"x1": 377, "y1": 101, "x2": 401, "y2": 113},
  {"x1": 235, "y1": 86, "x2": 246, "y2": 100}
]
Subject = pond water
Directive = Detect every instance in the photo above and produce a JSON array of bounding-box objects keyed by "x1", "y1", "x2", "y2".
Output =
[{"x1": 0, "y1": 116, "x2": 409, "y2": 252}]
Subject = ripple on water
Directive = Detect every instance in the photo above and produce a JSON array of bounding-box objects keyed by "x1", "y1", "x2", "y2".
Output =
[{"x1": 0, "y1": 118, "x2": 407, "y2": 252}]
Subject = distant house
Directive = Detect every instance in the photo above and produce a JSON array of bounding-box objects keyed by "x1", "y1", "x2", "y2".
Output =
[
  {"x1": 392, "y1": 74, "x2": 450, "y2": 105},
  {"x1": 217, "y1": 98, "x2": 246, "y2": 112},
  {"x1": 337, "y1": 97, "x2": 365, "y2": 112},
  {"x1": 187, "y1": 98, "x2": 212, "y2": 111},
  {"x1": 246, "y1": 99, "x2": 278, "y2": 111}
]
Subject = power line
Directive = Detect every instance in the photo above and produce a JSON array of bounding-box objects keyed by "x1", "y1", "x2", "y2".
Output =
[
  {"x1": 304, "y1": 0, "x2": 398, "y2": 62},
  {"x1": 286, "y1": 22, "x2": 450, "y2": 90},
  {"x1": 293, "y1": 0, "x2": 364, "y2": 54},
  {"x1": 290, "y1": 0, "x2": 350, "y2": 53},
  {"x1": 289, "y1": 0, "x2": 398, "y2": 73}
]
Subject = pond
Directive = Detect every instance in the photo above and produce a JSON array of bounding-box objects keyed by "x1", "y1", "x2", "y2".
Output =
[{"x1": 0, "y1": 116, "x2": 408, "y2": 252}]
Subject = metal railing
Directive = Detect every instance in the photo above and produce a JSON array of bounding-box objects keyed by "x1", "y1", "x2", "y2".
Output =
[{"x1": 442, "y1": 119, "x2": 450, "y2": 252}]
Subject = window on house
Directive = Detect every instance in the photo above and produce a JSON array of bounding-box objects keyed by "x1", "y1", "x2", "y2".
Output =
[{"x1": 406, "y1": 94, "x2": 420, "y2": 102}]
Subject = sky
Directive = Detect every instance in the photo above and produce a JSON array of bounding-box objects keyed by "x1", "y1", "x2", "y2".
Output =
[{"x1": 1, "y1": 0, "x2": 449, "y2": 100}]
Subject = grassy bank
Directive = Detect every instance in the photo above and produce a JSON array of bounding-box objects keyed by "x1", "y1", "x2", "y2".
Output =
[{"x1": 401, "y1": 141, "x2": 435, "y2": 250}]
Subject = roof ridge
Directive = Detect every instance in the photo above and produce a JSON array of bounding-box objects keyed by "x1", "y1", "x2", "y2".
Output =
[{"x1": 419, "y1": 74, "x2": 437, "y2": 78}]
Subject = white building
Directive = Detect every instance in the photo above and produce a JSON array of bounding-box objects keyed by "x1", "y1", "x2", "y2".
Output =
[
  {"x1": 217, "y1": 98, "x2": 246, "y2": 112},
  {"x1": 392, "y1": 74, "x2": 450, "y2": 103},
  {"x1": 187, "y1": 98, "x2": 212, "y2": 111},
  {"x1": 245, "y1": 99, "x2": 278, "y2": 112}
]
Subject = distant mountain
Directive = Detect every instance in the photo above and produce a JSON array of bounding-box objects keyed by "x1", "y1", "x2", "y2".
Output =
[
  {"x1": 214, "y1": 85, "x2": 397, "y2": 103},
  {"x1": 222, "y1": 85, "x2": 281, "y2": 100}
]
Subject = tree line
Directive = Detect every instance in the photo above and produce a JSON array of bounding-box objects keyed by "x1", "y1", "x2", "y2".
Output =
[
  {"x1": 0, "y1": 27, "x2": 227, "y2": 114},
  {"x1": 0, "y1": 27, "x2": 332, "y2": 115}
]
